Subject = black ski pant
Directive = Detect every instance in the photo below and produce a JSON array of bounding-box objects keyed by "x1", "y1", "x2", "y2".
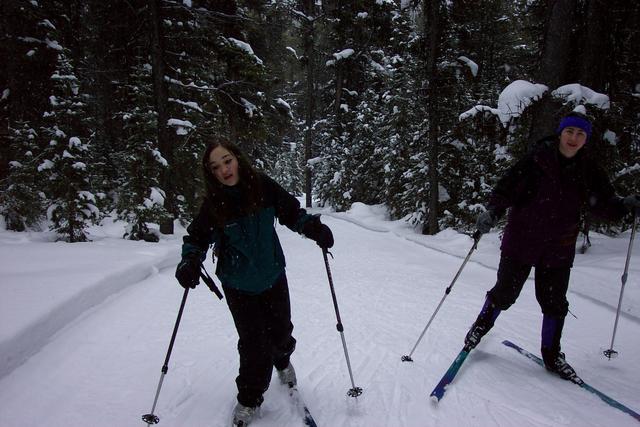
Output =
[
  {"x1": 487, "y1": 256, "x2": 571, "y2": 317},
  {"x1": 223, "y1": 272, "x2": 296, "y2": 407}
]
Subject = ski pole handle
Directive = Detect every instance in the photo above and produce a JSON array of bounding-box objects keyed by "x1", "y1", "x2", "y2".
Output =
[
  {"x1": 199, "y1": 267, "x2": 223, "y2": 300},
  {"x1": 322, "y1": 249, "x2": 344, "y2": 327}
]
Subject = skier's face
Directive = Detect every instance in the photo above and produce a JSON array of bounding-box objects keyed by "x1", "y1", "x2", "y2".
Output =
[
  {"x1": 208, "y1": 146, "x2": 239, "y2": 186},
  {"x1": 559, "y1": 126, "x2": 587, "y2": 158}
]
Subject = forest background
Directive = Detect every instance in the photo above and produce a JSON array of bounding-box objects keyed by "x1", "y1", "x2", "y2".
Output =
[{"x1": 1, "y1": 0, "x2": 639, "y2": 242}]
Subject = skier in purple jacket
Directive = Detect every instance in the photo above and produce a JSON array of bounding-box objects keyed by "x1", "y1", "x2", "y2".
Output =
[{"x1": 464, "y1": 111, "x2": 640, "y2": 381}]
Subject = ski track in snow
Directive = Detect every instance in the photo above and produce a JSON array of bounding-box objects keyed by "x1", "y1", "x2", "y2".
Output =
[{"x1": 0, "y1": 215, "x2": 639, "y2": 427}]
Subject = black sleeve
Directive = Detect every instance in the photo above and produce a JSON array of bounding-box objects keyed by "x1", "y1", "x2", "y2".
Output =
[
  {"x1": 182, "y1": 198, "x2": 220, "y2": 259},
  {"x1": 586, "y1": 164, "x2": 627, "y2": 221},
  {"x1": 488, "y1": 153, "x2": 537, "y2": 219},
  {"x1": 262, "y1": 174, "x2": 314, "y2": 232}
]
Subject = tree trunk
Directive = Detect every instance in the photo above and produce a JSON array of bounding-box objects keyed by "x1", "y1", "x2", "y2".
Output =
[
  {"x1": 150, "y1": 0, "x2": 175, "y2": 234},
  {"x1": 87, "y1": 0, "x2": 118, "y2": 188},
  {"x1": 0, "y1": 0, "x2": 15, "y2": 182},
  {"x1": 578, "y1": 0, "x2": 608, "y2": 91},
  {"x1": 529, "y1": 0, "x2": 578, "y2": 143},
  {"x1": 423, "y1": 0, "x2": 443, "y2": 235},
  {"x1": 302, "y1": 0, "x2": 316, "y2": 208}
]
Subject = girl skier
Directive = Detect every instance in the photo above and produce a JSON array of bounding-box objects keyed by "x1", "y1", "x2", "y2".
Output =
[{"x1": 175, "y1": 138, "x2": 333, "y2": 426}]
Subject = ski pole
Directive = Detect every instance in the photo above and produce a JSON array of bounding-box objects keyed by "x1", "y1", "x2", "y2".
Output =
[
  {"x1": 199, "y1": 266, "x2": 223, "y2": 300},
  {"x1": 142, "y1": 287, "x2": 190, "y2": 425},
  {"x1": 321, "y1": 248, "x2": 363, "y2": 398},
  {"x1": 402, "y1": 230, "x2": 482, "y2": 362},
  {"x1": 604, "y1": 212, "x2": 638, "y2": 359}
]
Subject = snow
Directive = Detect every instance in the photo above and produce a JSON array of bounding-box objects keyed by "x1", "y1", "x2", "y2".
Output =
[
  {"x1": 147, "y1": 187, "x2": 166, "y2": 207},
  {"x1": 78, "y1": 191, "x2": 96, "y2": 203},
  {"x1": 333, "y1": 49, "x2": 355, "y2": 61},
  {"x1": 167, "y1": 119, "x2": 194, "y2": 136},
  {"x1": 169, "y1": 99, "x2": 203, "y2": 113},
  {"x1": 241, "y1": 98, "x2": 257, "y2": 117},
  {"x1": 152, "y1": 148, "x2": 168, "y2": 167},
  {"x1": 459, "y1": 81, "x2": 610, "y2": 128},
  {"x1": 274, "y1": 98, "x2": 291, "y2": 111},
  {"x1": 227, "y1": 38, "x2": 263, "y2": 65},
  {"x1": 39, "y1": 19, "x2": 55, "y2": 30},
  {"x1": 459, "y1": 80, "x2": 548, "y2": 126},
  {"x1": 457, "y1": 56, "x2": 478, "y2": 77},
  {"x1": 496, "y1": 80, "x2": 548, "y2": 125},
  {"x1": 37, "y1": 159, "x2": 54, "y2": 171},
  {"x1": 1, "y1": 203, "x2": 639, "y2": 427},
  {"x1": 552, "y1": 84, "x2": 610, "y2": 110},
  {"x1": 285, "y1": 46, "x2": 298, "y2": 59},
  {"x1": 616, "y1": 164, "x2": 640, "y2": 179},
  {"x1": 45, "y1": 38, "x2": 63, "y2": 51},
  {"x1": 604, "y1": 130, "x2": 617, "y2": 146}
]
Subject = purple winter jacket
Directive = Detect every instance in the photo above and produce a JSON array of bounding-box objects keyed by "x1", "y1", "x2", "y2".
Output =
[{"x1": 488, "y1": 138, "x2": 626, "y2": 268}]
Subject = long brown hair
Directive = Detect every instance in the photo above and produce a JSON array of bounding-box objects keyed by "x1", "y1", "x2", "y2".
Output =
[{"x1": 201, "y1": 138, "x2": 263, "y2": 227}]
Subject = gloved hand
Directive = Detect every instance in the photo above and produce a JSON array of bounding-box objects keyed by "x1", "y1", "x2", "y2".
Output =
[
  {"x1": 622, "y1": 194, "x2": 640, "y2": 214},
  {"x1": 476, "y1": 210, "x2": 497, "y2": 234},
  {"x1": 175, "y1": 255, "x2": 201, "y2": 289},
  {"x1": 302, "y1": 217, "x2": 334, "y2": 249}
]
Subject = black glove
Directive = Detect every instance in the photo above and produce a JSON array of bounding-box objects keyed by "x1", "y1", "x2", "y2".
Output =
[
  {"x1": 476, "y1": 210, "x2": 497, "y2": 234},
  {"x1": 302, "y1": 217, "x2": 334, "y2": 249},
  {"x1": 175, "y1": 255, "x2": 201, "y2": 289},
  {"x1": 622, "y1": 194, "x2": 640, "y2": 214}
]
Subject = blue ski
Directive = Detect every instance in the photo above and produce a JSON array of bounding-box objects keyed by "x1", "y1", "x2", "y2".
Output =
[
  {"x1": 287, "y1": 385, "x2": 318, "y2": 427},
  {"x1": 430, "y1": 346, "x2": 471, "y2": 401},
  {"x1": 502, "y1": 340, "x2": 640, "y2": 422}
]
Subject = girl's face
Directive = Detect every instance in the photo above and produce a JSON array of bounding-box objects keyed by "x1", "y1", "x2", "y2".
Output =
[
  {"x1": 208, "y1": 146, "x2": 239, "y2": 186},
  {"x1": 558, "y1": 126, "x2": 587, "y2": 158}
]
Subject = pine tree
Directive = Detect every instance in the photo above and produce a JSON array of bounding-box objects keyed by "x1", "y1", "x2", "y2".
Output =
[
  {"x1": 0, "y1": 123, "x2": 45, "y2": 230},
  {"x1": 376, "y1": 6, "x2": 427, "y2": 222},
  {"x1": 315, "y1": 0, "x2": 410, "y2": 211},
  {"x1": 2, "y1": 0, "x2": 58, "y2": 230},
  {"x1": 39, "y1": 48, "x2": 96, "y2": 242},
  {"x1": 114, "y1": 61, "x2": 169, "y2": 241}
]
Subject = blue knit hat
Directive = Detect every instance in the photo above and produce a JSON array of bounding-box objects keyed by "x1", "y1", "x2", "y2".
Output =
[{"x1": 557, "y1": 113, "x2": 592, "y2": 140}]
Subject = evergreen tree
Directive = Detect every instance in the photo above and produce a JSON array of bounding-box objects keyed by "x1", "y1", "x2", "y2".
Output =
[
  {"x1": 82, "y1": 0, "x2": 139, "y2": 217},
  {"x1": 437, "y1": 0, "x2": 529, "y2": 230},
  {"x1": 315, "y1": 0, "x2": 410, "y2": 211},
  {"x1": 3, "y1": 0, "x2": 638, "y2": 238},
  {"x1": 38, "y1": 47, "x2": 96, "y2": 242},
  {"x1": 1, "y1": 0, "x2": 58, "y2": 230},
  {"x1": 0, "y1": 123, "x2": 44, "y2": 230},
  {"x1": 114, "y1": 61, "x2": 169, "y2": 241},
  {"x1": 376, "y1": 8, "x2": 425, "y2": 223}
]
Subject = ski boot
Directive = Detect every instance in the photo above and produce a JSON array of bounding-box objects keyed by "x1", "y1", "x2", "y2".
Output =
[
  {"x1": 232, "y1": 403, "x2": 258, "y2": 426},
  {"x1": 464, "y1": 298, "x2": 500, "y2": 350},
  {"x1": 464, "y1": 322, "x2": 490, "y2": 350},
  {"x1": 540, "y1": 315, "x2": 581, "y2": 383},
  {"x1": 542, "y1": 350, "x2": 580, "y2": 383},
  {"x1": 277, "y1": 363, "x2": 297, "y2": 387}
]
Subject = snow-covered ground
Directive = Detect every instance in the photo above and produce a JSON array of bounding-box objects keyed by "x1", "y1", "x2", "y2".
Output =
[{"x1": 0, "y1": 202, "x2": 638, "y2": 427}]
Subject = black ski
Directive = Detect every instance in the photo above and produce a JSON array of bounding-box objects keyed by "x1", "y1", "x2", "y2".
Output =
[{"x1": 503, "y1": 340, "x2": 640, "y2": 422}]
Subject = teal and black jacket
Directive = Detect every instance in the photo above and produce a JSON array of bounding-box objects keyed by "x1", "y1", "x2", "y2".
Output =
[{"x1": 181, "y1": 173, "x2": 316, "y2": 295}]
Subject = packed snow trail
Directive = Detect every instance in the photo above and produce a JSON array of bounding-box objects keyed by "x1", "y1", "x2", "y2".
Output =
[{"x1": 0, "y1": 213, "x2": 639, "y2": 427}]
